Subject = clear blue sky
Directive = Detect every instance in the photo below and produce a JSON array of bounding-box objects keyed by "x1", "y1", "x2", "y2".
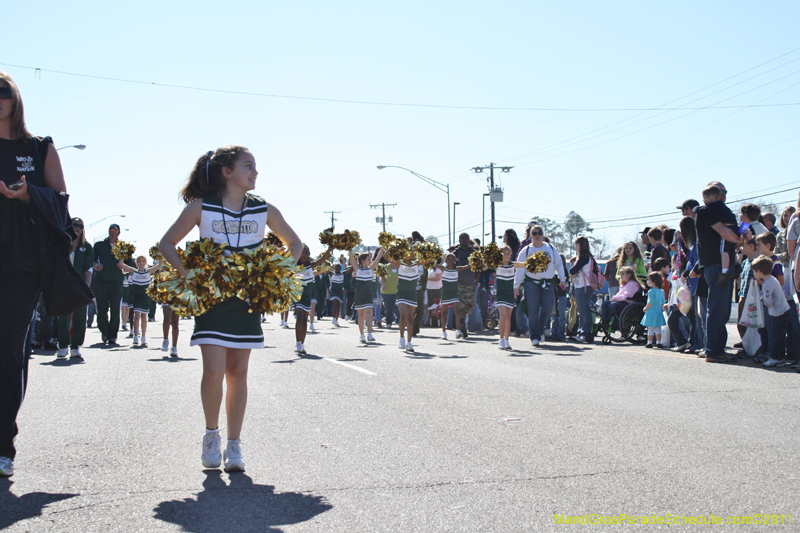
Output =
[{"x1": 5, "y1": 1, "x2": 799, "y2": 256}]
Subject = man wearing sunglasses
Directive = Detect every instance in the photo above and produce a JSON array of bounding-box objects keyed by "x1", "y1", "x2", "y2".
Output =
[{"x1": 513, "y1": 226, "x2": 566, "y2": 346}]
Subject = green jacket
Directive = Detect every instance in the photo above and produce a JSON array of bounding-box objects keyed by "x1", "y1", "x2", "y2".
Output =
[
  {"x1": 94, "y1": 238, "x2": 133, "y2": 282},
  {"x1": 72, "y1": 241, "x2": 94, "y2": 280}
]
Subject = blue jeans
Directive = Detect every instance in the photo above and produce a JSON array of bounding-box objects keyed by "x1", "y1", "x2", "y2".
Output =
[
  {"x1": 703, "y1": 264, "x2": 734, "y2": 357},
  {"x1": 382, "y1": 294, "x2": 396, "y2": 326},
  {"x1": 373, "y1": 290, "x2": 383, "y2": 323},
  {"x1": 550, "y1": 295, "x2": 568, "y2": 339},
  {"x1": 521, "y1": 280, "x2": 555, "y2": 342},
  {"x1": 574, "y1": 286, "x2": 594, "y2": 337},
  {"x1": 768, "y1": 303, "x2": 800, "y2": 359},
  {"x1": 468, "y1": 287, "x2": 483, "y2": 331},
  {"x1": 601, "y1": 300, "x2": 626, "y2": 324}
]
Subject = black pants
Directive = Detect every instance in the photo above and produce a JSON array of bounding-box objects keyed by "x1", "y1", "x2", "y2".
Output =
[
  {"x1": 345, "y1": 293, "x2": 355, "y2": 318},
  {"x1": 0, "y1": 259, "x2": 41, "y2": 460},
  {"x1": 667, "y1": 304, "x2": 695, "y2": 346},
  {"x1": 94, "y1": 279, "x2": 122, "y2": 341}
]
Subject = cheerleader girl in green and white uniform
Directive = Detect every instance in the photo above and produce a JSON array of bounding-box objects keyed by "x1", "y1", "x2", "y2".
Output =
[
  {"x1": 159, "y1": 145, "x2": 302, "y2": 473},
  {"x1": 118, "y1": 255, "x2": 162, "y2": 347},
  {"x1": 396, "y1": 249, "x2": 420, "y2": 353},
  {"x1": 293, "y1": 244, "x2": 331, "y2": 354},
  {"x1": 436, "y1": 253, "x2": 459, "y2": 340},
  {"x1": 349, "y1": 247, "x2": 385, "y2": 343},
  {"x1": 329, "y1": 263, "x2": 345, "y2": 327},
  {"x1": 494, "y1": 245, "x2": 516, "y2": 351}
]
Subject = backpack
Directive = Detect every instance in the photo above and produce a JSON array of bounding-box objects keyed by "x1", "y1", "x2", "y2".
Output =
[{"x1": 586, "y1": 257, "x2": 605, "y2": 291}]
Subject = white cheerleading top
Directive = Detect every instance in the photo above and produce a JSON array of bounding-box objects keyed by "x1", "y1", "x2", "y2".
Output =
[{"x1": 199, "y1": 194, "x2": 268, "y2": 254}]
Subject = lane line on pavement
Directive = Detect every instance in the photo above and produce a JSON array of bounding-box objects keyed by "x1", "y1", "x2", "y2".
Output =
[{"x1": 322, "y1": 357, "x2": 377, "y2": 375}]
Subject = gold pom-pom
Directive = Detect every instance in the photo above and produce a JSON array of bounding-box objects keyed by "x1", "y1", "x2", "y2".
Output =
[
  {"x1": 112, "y1": 241, "x2": 136, "y2": 260},
  {"x1": 468, "y1": 250, "x2": 485, "y2": 272},
  {"x1": 333, "y1": 229, "x2": 362, "y2": 250},
  {"x1": 265, "y1": 232, "x2": 285, "y2": 249},
  {"x1": 525, "y1": 251, "x2": 551, "y2": 274},
  {"x1": 386, "y1": 238, "x2": 412, "y2": 261},
  {"x1": 376, "y1": 263, "x2": 391, "y2": 278},
  {"x1": 378, "y1": 231, "x2": 396, "y2": 249},
  {"x1": 158, "y1": 239, "x2": 233, "y2": 317},
  {"x1": 149, "y1": 244, "x2": 163, "y2": 262},
  {"x1": 319, "y1": 227, "x2": 335, "y2": 248},
  {"x1": 146, "y1": 266, "x2": 170, "y2": 303},
  {"x1": 482, "y1": 242, "x2": 503, "y2": 270},
  {"x1": 232, "y1": 245, "x2": 303, "y2": 315},
  {"x1": 315, "y1": 255, "x2": 332, "y2": 274},
  {"x1": 415, "y1": 241, "x2": 443, "y2": 267}
]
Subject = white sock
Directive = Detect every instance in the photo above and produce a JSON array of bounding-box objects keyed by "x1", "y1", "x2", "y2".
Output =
[
  {"x1": 722, "y1": 268, "x2": 728, "y2": 274},
  {"x1": 205, "y1": 427, "x2": 218, "y2": 435}
]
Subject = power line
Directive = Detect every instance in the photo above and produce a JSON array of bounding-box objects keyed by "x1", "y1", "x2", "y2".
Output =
[
  {"x1": 494, "y1": 46, "x2": 800, "y2": 165},
  {"x1": 2, "y1": 62, "x2": 799, "y2": 112}
]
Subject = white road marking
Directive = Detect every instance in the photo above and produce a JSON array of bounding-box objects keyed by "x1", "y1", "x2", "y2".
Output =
[{"x1": 322, "y1": 357, "x2": 376, "y2": 375}]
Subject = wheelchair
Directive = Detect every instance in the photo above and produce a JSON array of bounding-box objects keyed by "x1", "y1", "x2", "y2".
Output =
[{"x1": 591, "y1": 289, "x2": 648, "y2": 345}]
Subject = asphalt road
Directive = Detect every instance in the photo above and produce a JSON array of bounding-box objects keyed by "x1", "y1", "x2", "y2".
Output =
[{"x1": 3, "y1": 316, "x2": 800, "y2": 532}]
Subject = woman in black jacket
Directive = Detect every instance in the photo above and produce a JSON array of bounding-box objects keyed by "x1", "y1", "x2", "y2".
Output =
[{"x1": 0, "y1": 71, "x2": 68, "y2": 478}]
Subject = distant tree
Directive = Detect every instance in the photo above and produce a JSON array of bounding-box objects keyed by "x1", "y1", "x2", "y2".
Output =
[
  {"x1": 425, "y1": 235, "x2": 440, "y2": 245},
  {"x1": 563, "y1": 211, "x2": 594, "y2": 246}
]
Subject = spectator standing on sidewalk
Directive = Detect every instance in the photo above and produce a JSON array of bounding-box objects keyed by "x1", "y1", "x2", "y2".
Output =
[{"x1": 694, "y1": 182, "x2": 741, "y2": 363}]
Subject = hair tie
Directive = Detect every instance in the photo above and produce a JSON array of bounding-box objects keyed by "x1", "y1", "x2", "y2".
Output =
[{"x1": 205, "y1": 151, "x2": 214, "y2": 183}]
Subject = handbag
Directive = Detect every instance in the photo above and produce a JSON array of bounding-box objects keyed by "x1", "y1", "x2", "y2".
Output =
[{"x1": 737, "y1": 279, "x2": 765, "y2": 329}]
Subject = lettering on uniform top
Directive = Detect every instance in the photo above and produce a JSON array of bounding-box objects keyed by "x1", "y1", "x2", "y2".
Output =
[
  {"x1": 16, "y1": 156, "x2": 34, "y2": 173},
  {"x1": 211, "y1": 219, "x2": 259, "y2": 235}
]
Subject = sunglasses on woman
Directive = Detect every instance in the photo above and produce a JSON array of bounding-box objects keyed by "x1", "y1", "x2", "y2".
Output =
[{"x1": 0, "y1": 87, "x2": 13, "y2": 99}]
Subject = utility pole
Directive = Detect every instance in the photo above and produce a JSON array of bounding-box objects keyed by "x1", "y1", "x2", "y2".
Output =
[
  {"x1": 370, "y1": 203, "x2": 396, "y2": 232},
  {"x1": 471, "y1": 162, "x2": 513, "y2": 244},
  {"x1": 324, "y1": 210, "x2": 340, "y2": 229}
]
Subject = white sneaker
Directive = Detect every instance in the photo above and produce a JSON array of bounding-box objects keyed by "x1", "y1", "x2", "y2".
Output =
[
  {"x1": 201, "y1": 429, "x2": 222, "y2": 469},
  {"x1": 310, "y1": 323, "x2": 316, "y2": 332},
  {"x1": 170, "y1": 346, "x2": 178, "y2": 357},
  {"x1": 132, "y1": 335, "x2": 139, "y2": 345},
  {"x1": 70, "y1": 348, "x2": 82, "y2": 358},
  {"x1": 498, "y1": 339, "x2": 506, "y2": 350},
  {"x1": 0, "y1": 456, "x2": 14, "y2": 477},
  {"x1": 406, "y1": 341, "x2": 414, "y2": 353},
  {"x1": 360, "y1": 334, "x2": 366, "y2": 343},
  {"x1": 531, "y1": 338, "x2": 540, "y2": 346},
  {"x1": 504, "y1": 339, "x2": 512, "y2": 351},
  {"x1": 762, "y1": 358, "x2": 781, "y2": 367},
  {"x1": 127, "y1": 331, "x2": 134, "y2": 338},
  {"x1": 575, "y1": 336, "x2": 586, "y2": 344},
  {"x1": 367, "y1": 332, "x2": 375, "y2": 342},
  {"x1": 141, "y1": 336, "x2": 147, "y2": 347},
  {"x1": 295, "y1": 341, "x2": 306, "y2": 354},
  {"x1": 223, "y1": 439, "x2": 245, "y2": 472},
  {"x1": 121, "y1": 324, "x2": 128, "y2": 331},
  {"x1": 161, "y1": 339, "x2": 169, "y2": 351},
  {"x1": 455, "y1": 331, "x2": 464, "y2": 340},
  {"x1": 332, "y1": 319, "x2": 339, "y2": 327},
  {"x1": 399, "y1": 337, "x2": 406, "y2": 350},
  {"x1": 441, "y1": 331, "x2": 447, "y2": 340},
  {"x1": 57, "y1": 348, "x2": 68, "y2": 359}
]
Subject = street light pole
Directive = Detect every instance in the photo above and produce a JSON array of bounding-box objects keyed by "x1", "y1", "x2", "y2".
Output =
[
  {"x1": 482, "y1": 193, "x2": 490, "y2": 242},
  {"x1": 377, "y1": 165, "x2": 451, "y2": 247},
  {"x1": 56, "y1": 144, "x2": 87, "y2": 151},
  {"x1": 86, "y1": 214, "x2": 126, "y2": 230},
  {"x1": 453, "y1": 202, "x2": 460, "y2": 244}
]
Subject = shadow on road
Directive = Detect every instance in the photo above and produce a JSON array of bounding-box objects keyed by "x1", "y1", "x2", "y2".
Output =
[
  {"x1": 0, "y1": 478, "x2": 77, "y2": 530},
  {"x1": 153, "y1": 471, "x2": 332, "y2": 533},
  {"x1": 39, "y1": 358, "x2": 84, "y2": 367}
]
